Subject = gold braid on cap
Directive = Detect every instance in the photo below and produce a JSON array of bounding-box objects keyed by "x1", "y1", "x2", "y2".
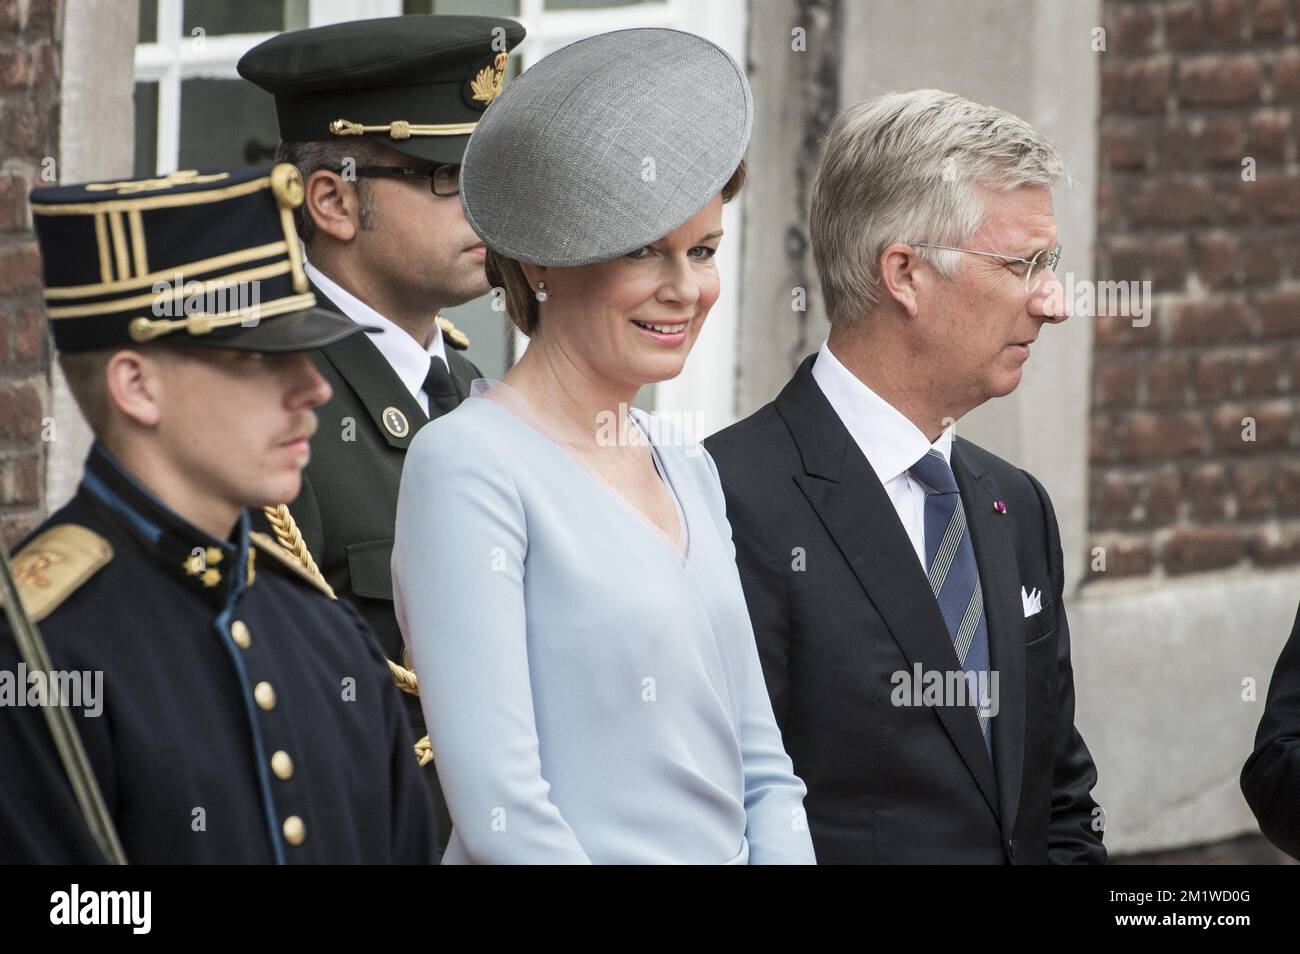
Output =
[
  {"x1": 328, "y1": 119, "x2": 477, "y2": 139},
  {"x1": 262, "y1": 503, "x2": 429, "y2": 763}
]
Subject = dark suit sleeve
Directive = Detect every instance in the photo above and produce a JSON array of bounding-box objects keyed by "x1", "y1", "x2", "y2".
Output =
[
  {"x1": 1241, "y1": 604, "x2": 1300, "y2": 860},
  {"x1": 1024, "y1": 471, "x2": 1107, "y2": 864},
  {"x1": 713, "y1": 464, "x2": 794, "y2": 735}
]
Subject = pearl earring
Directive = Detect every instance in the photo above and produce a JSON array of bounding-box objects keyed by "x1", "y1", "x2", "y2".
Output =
[{"x1": 535, "y1": 281, "x2": 548, "y2": 302}]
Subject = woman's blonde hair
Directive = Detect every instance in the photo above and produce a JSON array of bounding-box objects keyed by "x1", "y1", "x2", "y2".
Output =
[{"x1": 487, "y1": 160, "x2": 747, "y2": 338}]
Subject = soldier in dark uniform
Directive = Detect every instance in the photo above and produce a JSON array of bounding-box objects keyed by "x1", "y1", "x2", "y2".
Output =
[
  {"x1": 237, "y1": 14, "x2": 526, "y2": 855},
  {"x1": 0, "y1": 165, "x2": 437, "y2": 863}
]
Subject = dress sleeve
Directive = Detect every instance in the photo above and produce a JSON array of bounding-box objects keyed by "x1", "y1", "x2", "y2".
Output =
[
  {"x1": 392, "y1": 418, "x2": 591, "y2": 864},
  {"x1": 700, "y1": 446, "x2": 817, "y2": 865}
]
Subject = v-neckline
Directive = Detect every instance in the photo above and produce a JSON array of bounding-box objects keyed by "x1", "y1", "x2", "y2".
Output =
[{"x1": 472, "y1": 381, "x2": 690, "y2": 566}]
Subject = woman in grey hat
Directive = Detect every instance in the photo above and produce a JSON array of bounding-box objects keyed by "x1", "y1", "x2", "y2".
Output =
[{"x1": 391, "y1": 28, "x2": 815, "y2": 864}]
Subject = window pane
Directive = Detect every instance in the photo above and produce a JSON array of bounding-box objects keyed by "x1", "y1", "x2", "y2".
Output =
[
  {"x1": 133, "y1": 82, "x2": 159, "y2": 176},
  {"x1": 178, "y1": 79, "x2": 282, "y2": 171},
  {"x1": 138, "y1": 0, "x2": 157, "y2": 43},
  {"x1": 545, "y1": 0, "x2": 653, "y2": 8},
  {"x1": 182, "y1": 0, "x2": 302, "y2": 36},
  {"x1": 421, "y1": 0, "x2": 518, "y2": 14}
]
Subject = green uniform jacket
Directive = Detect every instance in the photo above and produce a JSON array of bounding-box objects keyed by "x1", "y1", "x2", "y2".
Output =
[{"x1": 254, "y1": 282, "x2": 481, "y2": 857}]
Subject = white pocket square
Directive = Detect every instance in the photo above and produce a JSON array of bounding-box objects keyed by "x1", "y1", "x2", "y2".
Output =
[{"x1": 1021, "y1": 586, "x2": 1042, "y2": 618}]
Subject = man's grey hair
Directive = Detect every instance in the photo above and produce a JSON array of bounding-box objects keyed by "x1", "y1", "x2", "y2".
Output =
[
  {"x1": 274, "y1": 139, "x2": 388, "y2": 246},
  {"x1": 809, "y1": 89, "x2": 1066, "y2": 327}
]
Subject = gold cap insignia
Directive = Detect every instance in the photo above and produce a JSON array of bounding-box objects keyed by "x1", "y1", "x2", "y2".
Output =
[{"x1": 470, "y1": 52, "x2": 509, "y2": 107}]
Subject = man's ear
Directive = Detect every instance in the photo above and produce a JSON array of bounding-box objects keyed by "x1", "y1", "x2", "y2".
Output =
[
  {"x1": 878, "y1": 242, "x2": 923, "y2": 319},
  {"x1": 104, "y1": 350, "x2": 165, "y2": 429},
  {"x1": 304, "y1": 169, "x2": 359, "y2": 243}
]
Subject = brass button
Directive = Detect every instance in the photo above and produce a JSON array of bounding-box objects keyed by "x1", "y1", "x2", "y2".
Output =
[
  {"x1": 254, "y1": 681, "x2": 276, "y2": 711},
  {"x1": 271, "y1": 750, "x2": 294, "y2": 780},
  {"x1": 282, "y1": 815, "x2": 305, "y2": 846},
  {"x1": 231, "y1": 620, "x2": 251, "y2": 649}
]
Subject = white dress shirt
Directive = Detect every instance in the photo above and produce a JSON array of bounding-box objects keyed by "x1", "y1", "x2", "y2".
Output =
[
  {"x1": 811, "y1": 340, "x2": 956, "y2": 570},
  {"x1": 305, "y1": 259, "x2": 448, "y2": 416}
]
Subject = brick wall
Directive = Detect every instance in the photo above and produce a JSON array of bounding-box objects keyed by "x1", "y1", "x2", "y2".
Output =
[
  {"x1": 1090, "y1": 0, "x2": 1300, "y2": 579},
  {"x1": 0, "y1": 0, "x2": 58, "y2": 550}
]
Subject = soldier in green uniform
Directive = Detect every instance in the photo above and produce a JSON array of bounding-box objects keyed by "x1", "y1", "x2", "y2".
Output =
[{"x1": 238, "y1": 14, "x2": 526, "y2": 856}]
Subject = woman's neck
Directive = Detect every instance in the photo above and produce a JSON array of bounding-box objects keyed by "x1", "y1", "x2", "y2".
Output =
[{"x1": 502, "y1": 338, "x2": 638, "y2": 449}]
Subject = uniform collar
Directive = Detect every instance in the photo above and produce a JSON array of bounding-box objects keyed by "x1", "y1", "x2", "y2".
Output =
[
  {"x1": 81, "y1": 441, "x2": 255, "y2": 607},
  {"x1": 304, "y1": 258, "x2": 448, "y2": 407},
  {"x1": 810, "y1": 340, "x2": 955, "y2": 485}
]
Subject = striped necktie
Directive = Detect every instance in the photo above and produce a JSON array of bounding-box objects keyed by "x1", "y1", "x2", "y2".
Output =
[{"x1": 909, "y1": 448, "x2": 993, "y2": 756}]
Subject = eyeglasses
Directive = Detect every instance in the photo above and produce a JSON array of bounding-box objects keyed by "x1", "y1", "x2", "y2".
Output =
[
  {"x1": 908, "y1": 242, "x2": 1062, "y2": 293},
  {"x1": 333, "y1": 164, "x2": 461, "y2": 197}
]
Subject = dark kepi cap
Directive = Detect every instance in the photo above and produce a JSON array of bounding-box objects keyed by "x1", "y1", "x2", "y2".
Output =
[
  {"x1": 237, "y1": 14, "x2": 526, "y2": 166},
  {"x1": 29, "y1": 165, "x2": 372, "y2": 353}
]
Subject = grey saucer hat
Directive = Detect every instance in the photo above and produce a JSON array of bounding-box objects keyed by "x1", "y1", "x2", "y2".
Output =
[{"x1": 459, "y1": 28, "x2": 752, "y2": 267}]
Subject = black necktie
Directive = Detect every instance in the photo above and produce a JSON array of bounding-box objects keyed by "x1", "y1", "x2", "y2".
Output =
[{"x1": 423, "y1": 356, "x2": 462, "y2": 419}]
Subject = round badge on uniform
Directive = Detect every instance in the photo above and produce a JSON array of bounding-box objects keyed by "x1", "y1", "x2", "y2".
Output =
[{"x1": 382, "y1": 406, "x2": 410, "y2": 438}]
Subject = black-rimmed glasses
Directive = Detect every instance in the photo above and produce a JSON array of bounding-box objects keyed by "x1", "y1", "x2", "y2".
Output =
[{"x1": 333, "y1": 164, "x2": 460, "y2": 197}]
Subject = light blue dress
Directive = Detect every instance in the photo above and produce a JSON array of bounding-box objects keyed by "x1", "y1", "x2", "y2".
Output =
[{"x1": 392, "y1": 382, "x2": 816, "y2": 864}]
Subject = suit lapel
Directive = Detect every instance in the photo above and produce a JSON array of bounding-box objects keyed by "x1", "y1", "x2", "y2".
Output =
[
  {"x1": 312, "y1": 284, "x2": 430, "y2": 450},
  {"x1": 952, "y1": 441, "x2": 1026, "y2": 837},
  {"x1": 776, "y1": 357, "x2": 1000, "y2": 819}
]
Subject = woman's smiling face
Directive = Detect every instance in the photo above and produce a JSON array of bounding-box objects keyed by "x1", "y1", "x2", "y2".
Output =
[{"x1": 522, "y1": 195, "x2": 725, "y2": 393}]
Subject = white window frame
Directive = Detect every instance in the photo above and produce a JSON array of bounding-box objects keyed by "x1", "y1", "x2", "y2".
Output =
[
  {"x1": 513, "y1": 0, "x2": 748, "y2": 433},
  {"x1": 133, "y1": 0, "x2": 402, "y2": 174}
]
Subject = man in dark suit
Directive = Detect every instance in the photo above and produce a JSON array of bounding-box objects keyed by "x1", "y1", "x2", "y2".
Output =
[
  {"x1": 239, "y1": 14, "x2": 525, "y2": 856},
  {"x1": 707, "y1": 89, "x2": 1105, "y2": 864},
  {"x1": 1241, "y1": 603, "x2": 1300, "y2": 860}
]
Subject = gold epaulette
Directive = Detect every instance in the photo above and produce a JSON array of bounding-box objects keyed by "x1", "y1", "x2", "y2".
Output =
[
  {"x1": 249, "y1": 530, "x2": 335, "y2": 599},
  {"x1": 1, "y1": 525, "x2": 113, "y2": 623},
  {"x1": 437, "y1": 314, "x2": 470, "y2": 350}
]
